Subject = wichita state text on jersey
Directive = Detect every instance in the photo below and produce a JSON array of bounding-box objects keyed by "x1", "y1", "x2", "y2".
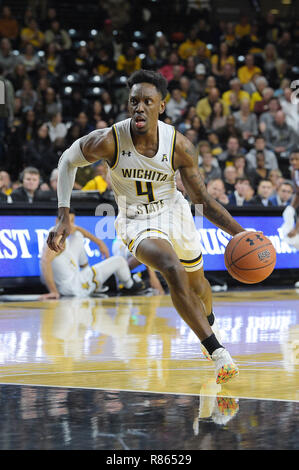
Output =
[{"x1": 109, "y1": 118, "x2": 178, "y2": 218}]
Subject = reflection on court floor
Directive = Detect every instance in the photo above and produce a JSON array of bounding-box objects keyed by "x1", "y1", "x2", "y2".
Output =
[{"x1": 0, "y1": 289, "x2": 298, "y2": 449}]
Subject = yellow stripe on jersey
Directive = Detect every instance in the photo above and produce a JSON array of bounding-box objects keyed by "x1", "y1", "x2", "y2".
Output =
[
  {"x1": 170, "y1": 128, "x2": 176, "y2": 172},
  {"x1": 110, "y1": 124, "x2": 120, "y2": 170}
]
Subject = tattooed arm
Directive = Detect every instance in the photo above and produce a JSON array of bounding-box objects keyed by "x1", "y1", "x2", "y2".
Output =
[{"x1": 174, "y1": 132, "x2": 245, "y2": 236}]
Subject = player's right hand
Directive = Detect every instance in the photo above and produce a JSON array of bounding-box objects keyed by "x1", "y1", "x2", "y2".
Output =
[
  {"x1": 39, "y1": 292, "x2": 60, "y2": 300},
  {"x1": 47, "y1": 219, "x2": 71, "y2": 252}
]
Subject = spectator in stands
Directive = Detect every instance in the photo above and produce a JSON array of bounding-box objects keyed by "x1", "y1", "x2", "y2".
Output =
[
  {"x1": 142, "y1": 44, "x2": 163, "y2": 71},
  {"x1": 279, "y1": 87, "x2": 299, "y2": 134},
  {"x1": 16, "y1": 78, "x2": 38, "y2": 110},
  {"x1": 235, "y1": 14, "x2": 251, "y2": 38},
  {"x1": 158, "y1": 51, "x2": 184, "y2": 82},
  {"x1": 183, "y1": 56, "x2": 197, "y2": 80},
  {"x1": 251, "y1": 151, "x2": 271, "y2": 186},
  {"x1": 194, "y1": 44, "x2": 212, "y2": 74},
  {"x1": 190, "y1": 115, "x2": 207, "y2": 141},
  {"x1": 168, "y1": 65, "x2": 184, "y2": 93},
  {"x1": 47, "y1": 112, "x2": 67, "y2": 143},
  {"x1": 223, "y1": 165, "x2": 237, "y2": 194},
  {"x1": 117, "y1": 45, "x2": 141, "y2": 76},
  {"x1": 228, "y1": 177, "x2": 254, "y2": 206},
  {"x1": 262, "y1": 43, "x2": 279, "y2": 87},
  {"x1": 262, "y1": 11, "x2": 281, "y2": 44},
  {"x1": 44, "y1": 87, "x2": 62, "y2": 119},
  {"x1": 246, "y1": 135, "x2": 278, "y2": 170},
  {"x1": 238, "y1": 54, "x2": 262, "y2": 85},
  {"x1": 233, "y1": 98, "x2": 258, "y2": 143},
  {"x1": 269, "y1": 181, "x2": 294, "y2": 207},
  {"x1": 247, "y1": 179, "x2": 274, "y2": 206},
  {"x1": 265, "y1": 110, "x2": 298, "y2": 158},
  {"x1": 44, "y1": 20, "x2": 72, "y2": 51},
  {"x1": 196, "y1": 87, "x2": 228, "y2": 126},
  {"x1": 206, "y1": 178, "x2": 229, "y2": 206},
  {"x1": 198, "y1": 151, "x2": 222, "y2": 184},
  {"x1": 11, "y1": 166, "x2": 41, "y2": 203},
  {"x1": 207, "y1": 131, "x2": 224, "y2": 156},
  {"x1": 101, "y1": 90, "x2": 118, "y2": 125},
  {"x1": 259, "y1": 96, "x2": 280, "y2": 133},
  {"x1": 20, "y1": 18, "x2": 44, "y2": 48},
  {"x1": 82, "y1": 161, "x2": 108, "y2": 194},
  {"x1": 178, "y1": 28, "x2": 207, "y2": 61},
  {"x1": 0, "y1": 170, "x2": 12, "y2": 196},
  {"x1": 216, "y1": 62, "x2": 235, "y2": 94},
  {"x1": 71, "y1": 45, "x2": 92, "y2": 76},
  {"x1": 218, "y1": 136, "x2": 244, "y2": 168},
  {"x1": 45, "y1": 43, "x2": 63, "y2": 76},
  {"x1": 92, "y1": 46, "x2": 115, "y2": 79},
  {"x1": 249, "y1": 76, "x2": 268, "y2": 111},
  {"x1": 19, "y1": 108, "x2": 38, "y2": 142},
  {"x1": 0, "y1": 38, "x2": 17, "y2": 77},
  {"x1": 41, "y1": 7, "x2": 59, "y2": 31},
  {"x1": 0, "y1": 6, "x2": 19, "y2": 41},
  {"x1": 17, "y1": 44, "x2": 41, "y2": 79},
  {"x1": 232, "y1": 154, "x2": 257, "y2": 185},
  {"x1": 176, "y1": 106, "x2": 197, "y2": 134},
  {"x1": 254, "y1": 87, "x2": 274, "y2": 115},
  {"x1": 76, "y1": 111, "x2": 94, "y2": 136},
  {"x1": 222, "y1": 77, "x2": 250, "y2": 112},
  {"x1": 87, "y1": 100, "x2": 105, "y2": 127},
  {"x1": 166, "y1": 88, "x2": 188, "y2": 124},
  {"x1": 211, "y1": 41, "x2": 235, "y2": 76},
  {"x1": 206, "y1": 101, "x2": 226, "y2": 131},
  {"x1": 276, "y1": 31, "x2": 294, "y2": 66},
  {"x1": 8, "y1": 63, "x2": 28, "y2": 92},
  {"x1": 23, "y1": 123, "x2": 58, "y2": 178},
  {"x1": 0, "y1": 64, "x2": 14, "y2": 132},
  {"x1": 216, "y1": 114, "x2": 243, "y2": 145},
  {"x1": 187, "y1": 64, "x2": 207, "y2": 106},
  {"x1": 268, "y1": 169, "x2": 284, "y2": 194}
]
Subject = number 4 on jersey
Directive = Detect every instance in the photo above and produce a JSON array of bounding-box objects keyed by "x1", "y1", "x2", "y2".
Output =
[{"x1": 135, "y1": 181, "x2": 155, "y2": 203}]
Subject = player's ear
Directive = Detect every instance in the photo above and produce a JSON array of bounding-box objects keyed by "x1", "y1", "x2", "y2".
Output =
[{"x1": 159, "y1": 100, "x2": 166, "y2": 115}]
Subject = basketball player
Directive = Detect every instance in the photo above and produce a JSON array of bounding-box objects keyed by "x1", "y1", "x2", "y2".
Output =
[
  {"x1": 47, "y1": 70, "x2": 246, "y2": 384},
  {"x1": 280, "y1": 150, "x2": 299, "y2": 249},
  {"x1": 41, "y1": 210, "x2": 143, "y2": 299}
]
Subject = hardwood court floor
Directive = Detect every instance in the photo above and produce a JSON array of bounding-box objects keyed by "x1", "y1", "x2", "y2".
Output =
[{"x1": 0, "y1": 289, "x2": 298, "y2": 450}]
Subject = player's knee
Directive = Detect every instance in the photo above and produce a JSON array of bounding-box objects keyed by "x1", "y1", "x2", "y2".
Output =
[{"x1": 160, "y1": 258, "x2": 185, "y2": 286}]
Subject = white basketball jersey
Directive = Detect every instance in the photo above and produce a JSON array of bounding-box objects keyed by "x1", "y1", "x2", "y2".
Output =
[{"x1": 109, "y1": 118, "x2": 180, "y2": 218}]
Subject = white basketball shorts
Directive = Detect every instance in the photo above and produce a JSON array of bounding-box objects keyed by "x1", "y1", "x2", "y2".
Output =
[{"x1": 115, "y1": 193, "x2": 203, "y2": 272}]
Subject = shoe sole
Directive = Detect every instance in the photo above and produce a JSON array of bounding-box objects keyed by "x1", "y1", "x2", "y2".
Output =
[{"x1": 216, "y1": 364, "x2": 239, "y2": 384}]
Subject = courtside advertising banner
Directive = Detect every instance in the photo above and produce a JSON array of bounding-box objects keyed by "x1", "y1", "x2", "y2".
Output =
[{"x1": 0, "y1": 215, "x2": 298, "y2": 278}]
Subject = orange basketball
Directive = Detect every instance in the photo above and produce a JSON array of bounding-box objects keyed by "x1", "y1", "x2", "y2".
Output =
[{"x1": 224, "y1": 231, "x2": 276, "y2": 284}]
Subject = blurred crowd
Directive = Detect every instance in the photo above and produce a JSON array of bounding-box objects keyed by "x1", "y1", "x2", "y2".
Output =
[{"x1": 0, "y1": 1, "x2": 298, "y2": 208}]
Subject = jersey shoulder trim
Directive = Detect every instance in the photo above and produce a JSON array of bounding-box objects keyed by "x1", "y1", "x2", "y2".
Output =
[
  {"x1": 170, "y1": 127, "x2": 176, "y2": 173},
  {"x1": 110, "y1": 124, "x2": 120, "y2": 170}
]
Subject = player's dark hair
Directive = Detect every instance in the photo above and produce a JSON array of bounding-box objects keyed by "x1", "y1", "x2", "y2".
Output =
[
  {"x1": 290, "y1": 149, "x2": 299, "y2": 155},
  {"x1": 127, "y1": 69, "x2": 168, "y2": 99}
]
